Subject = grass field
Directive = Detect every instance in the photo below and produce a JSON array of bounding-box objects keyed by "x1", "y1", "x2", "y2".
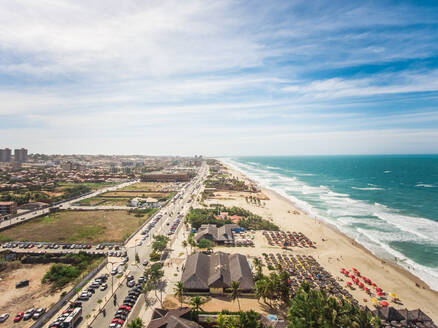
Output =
[
  {"x1": 56, "y1": 181, "x2": 118, "y2": 191},
  {"x1": 119, "y1": 182, "x2": 172, "y2": 191},
  {"x1": 102, "y1": 191, "x2": 169, "y2": 198},
  {"x1": 0, "y1": 210, "x2": 151, "y2": 243}
]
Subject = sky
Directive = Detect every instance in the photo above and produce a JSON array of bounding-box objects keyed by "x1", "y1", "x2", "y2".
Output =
[{"x1": 1, "y1": 0, "x2": 438, "y2": 156}]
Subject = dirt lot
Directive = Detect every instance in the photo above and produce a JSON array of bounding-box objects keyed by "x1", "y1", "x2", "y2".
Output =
[
  {"x1": 0, "y1": 210, "x2": 149, "y2": 243},
  {"x1": 164, "y1": 294, "x2": 268, "y2": 313},
  {"x1": 0, "y1": 263, "x2": 70, "y2": 327}
]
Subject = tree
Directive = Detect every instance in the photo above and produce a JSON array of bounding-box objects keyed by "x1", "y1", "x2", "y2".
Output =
[
  {"x1": 197, "y1": 238, "x2": 213, "y2": 250},
  {"x1": 229, "y1": 281, "x2": 241, "y2": 311},
  {"x1": 253, "y1": 258, "x2": 263, "y2": 281},
  {"x1": 189, "y1": 296, "x2": 206, "y2": 322},
  {"x1": 144, "y1": 263, "x2": 165, "y2": 306},
  {"x1": 127, "y1": 317, "x2": 144, "y2": 328},
  {"x1": 288, "y1": 282, "x2": 380, "y2": 328},
  {"x1": 182, "y1": 240, "x2": 188, "y2": 255},
  {"x1": 174, "y1": 281, "x2": 185, "y2": 308}
]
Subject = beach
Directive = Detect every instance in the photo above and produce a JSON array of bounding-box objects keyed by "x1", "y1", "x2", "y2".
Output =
[{"x1": 213, "y1": 160, "x2": 438, "y2": 322}]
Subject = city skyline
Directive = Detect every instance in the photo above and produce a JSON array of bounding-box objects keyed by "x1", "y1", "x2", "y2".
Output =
[{"x1": 1, "y1": 1, "x2": 438, "y2": 155}]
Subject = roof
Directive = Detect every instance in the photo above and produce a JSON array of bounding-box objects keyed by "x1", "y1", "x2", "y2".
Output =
[
  {"x1": 148, "y1": 308, "x2": 195, "y2": 328},
  {"x1": 194, "y1": 224, "x2": 238, "y2": 243},
  {"x1": 0, "y1": 201, "x2": 16, "y2": 205},
  {"x1": 182, "y1": 252, "x2": 254, "y2": 291},
  {"x1": 166, "y1": 315, "x2": 203, "y2": 328}
]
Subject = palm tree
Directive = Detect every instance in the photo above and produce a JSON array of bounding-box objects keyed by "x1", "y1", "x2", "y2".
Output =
[
  {"x1": 127, "y1": 317, "x2": 144, "y2": 328},
  {"x1": 229, "y1": 281, "x2": 241, "y2": 311},
  {"x1": 189, "y1": 296, "x2": 205, "y2": 322},
  {"x1": 174, "y1": 281, "x2": 185, "y2": 308},
  {"x1": 253, "y1": 258, "x2": 262, "y2": 280},
  {"x1": 182, "y1": 240, "x2": 188, "y2": 255}
]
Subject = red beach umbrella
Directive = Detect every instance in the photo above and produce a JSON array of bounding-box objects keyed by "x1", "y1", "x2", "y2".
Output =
[
  {"x1": 377, "y1": 292, "x2": 384, "y2": 297},
  {"x1": 379, "y1": 301, "x2": 389, "y2": 307},
  {"x1": 376, "y1": 287, "x2": 382, "y2": 292},
  {"x1": 346, "y1": 282, "x2": 352, "y2": 286},
  {"x1": 350, "y1": 274, "x2": 355, "y2": 279},
  {"x1": 372, "y1": 283, "x2": 376, "y2": 286}
]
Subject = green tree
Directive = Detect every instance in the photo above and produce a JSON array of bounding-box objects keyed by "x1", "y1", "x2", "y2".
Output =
[
  {"x1": 174, "y1": 281, "x2": 185, "y2": 308},
  {"x1": 189, "y1": 296, "x2": 206, "y2": 322},
  {"x1": 229, "y1": 281, "x2": 241, "y2": 311},
  {"x1": 197, "y1": 238, "x2": 213, "y2": 250},
  {"x1": 127, "y1": 317, "x2": 144, "y2": 328},
  {"x1": 288, "y1": 282, "x2": 380, "y2": 328},
  {"x1": 253, "y1": 258, "x2": 263, "y2": 281}
]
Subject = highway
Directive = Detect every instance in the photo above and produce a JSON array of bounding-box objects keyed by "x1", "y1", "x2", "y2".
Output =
[
  {"x1": 43, "y1": 163, "x2": 208, "y2": 328},
  {"x1": 0, "y1": 180, "x2": 137, "y2": 230},
  {"x1": 89, "y1": 163, "x2": 208, "y2": 328}
]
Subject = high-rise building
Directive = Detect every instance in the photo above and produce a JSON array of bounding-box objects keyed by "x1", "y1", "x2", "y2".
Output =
[
  {"x1": 14, "y1": 148, "x2": 28, "y2": 163},
  {"x1": 0, "y1": 148, "x2": 11, "y2": 162},
  {"x1": 0, "y1": 201, "x2": 17, "y2": 217}
]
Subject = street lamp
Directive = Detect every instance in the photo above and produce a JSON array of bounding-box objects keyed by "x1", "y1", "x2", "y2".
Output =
[{"x1": 107, "y1": 260, "x2": 119, "y2": 295}]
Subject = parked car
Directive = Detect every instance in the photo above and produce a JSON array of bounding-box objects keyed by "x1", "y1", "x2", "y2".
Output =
[
  {"x1": 126, "y1": 280, "x2": 135, "y2": 288},
  {"x1": 0, "y1": 313, "x2": 9, "y2": 323},
  {"x1": 14, "y1": 312, "x2": 24, "y2": 322},
  {"x1": 15, "y1": 280, "x2": 29, "y2": 288},
  {"x1": 23, "y1": 308, "x2": 36, "y2": 320},
  {"x1": 111, "y1": 268, "x2": 118, "y2": 275},
  {"x1": 100, "y1": 283, "x2": 108, "y2": 291},
  {"x1": 33, "y1": 308, "x2": 46, "y2": 320}
]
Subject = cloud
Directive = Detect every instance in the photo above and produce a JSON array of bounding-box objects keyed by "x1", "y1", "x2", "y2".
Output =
[{"x1": 0, "y1": 0, "x2": 438, "y2": 155}]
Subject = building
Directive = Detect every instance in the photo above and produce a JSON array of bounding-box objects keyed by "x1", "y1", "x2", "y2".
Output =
[
  {"x1": 14, "y1": 148, "x2": 28, "y2": 163},
  {"x1": 181, "y1": 252, "x2": 255, "y2": 294},
  {"x1": 0, "y1": 148, "x2": 11, "y2": 162},
  {"x1": 61, "y1": 162, "x2": 73, "y2": 171},
  {"x1": 141, "y1": 173, "x2": 190, "y2": 182},
  {"x1": 130, "y1": 197, "x2": 160, "y2": 208},
  {"x1": 0, "y1": 201, "x2": 18, "y2": 217},
  {"x1": 194, "y1": 224, "x2": 239, "y2": 245},
  {"x1": 148, "y1": 308, "x2": 202, "y2": 328}
]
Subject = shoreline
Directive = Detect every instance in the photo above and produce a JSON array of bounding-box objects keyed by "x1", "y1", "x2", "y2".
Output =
[
  {"x1": 268, "y1": 186, "x2": 432, "y2": 291},
  {"x1": 217, "y1": 159, "x2": 438, "y2": 321}
]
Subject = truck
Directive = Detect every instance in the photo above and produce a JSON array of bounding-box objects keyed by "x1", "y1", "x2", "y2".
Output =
[{"x1": 62, "y1": 307, "x2": 82, "y2": 328}]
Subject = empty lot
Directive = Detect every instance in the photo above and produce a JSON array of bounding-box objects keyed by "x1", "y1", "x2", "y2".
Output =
[{"x1": 0, "y1": 210, "x2": 150, "y2": 243}]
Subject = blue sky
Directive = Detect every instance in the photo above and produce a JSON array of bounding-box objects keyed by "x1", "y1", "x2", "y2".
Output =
[{"x1": 1, "y1": 0, "x2": 438, "y2": 155}]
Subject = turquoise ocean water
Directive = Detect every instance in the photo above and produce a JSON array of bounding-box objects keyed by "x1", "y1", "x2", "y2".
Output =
[{"x1": 222, "y1": 155, "x2": 438, "y2": 290}]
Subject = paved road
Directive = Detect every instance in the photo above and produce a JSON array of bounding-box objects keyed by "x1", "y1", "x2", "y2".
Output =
[
  {"x1": 0, "y1": 180, "x2": 138, "y2": 230},
  {"x1": 88, "y1": 164, "x2": 208, "y2": 328}
]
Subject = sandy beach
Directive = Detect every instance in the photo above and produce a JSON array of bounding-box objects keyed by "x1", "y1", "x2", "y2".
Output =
[{"x1": 210, "y1": 161, "x2": 438, "y2": 322}]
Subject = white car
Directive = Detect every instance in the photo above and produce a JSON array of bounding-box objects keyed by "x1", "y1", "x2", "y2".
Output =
[{"x1": 0, "y1": 313, "x2": 9, "y2": 323}]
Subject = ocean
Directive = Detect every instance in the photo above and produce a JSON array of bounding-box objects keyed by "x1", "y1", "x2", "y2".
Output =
[{"x1": 222, "y1": 155, "x2": 438, "y2": 291}]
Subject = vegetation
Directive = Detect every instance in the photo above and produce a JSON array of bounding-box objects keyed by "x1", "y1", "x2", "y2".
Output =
[
  {"x1": 189, "y1": 296, "x2": 206, "y2": 322},
  {"x1": 197, "y1": 238, "x2": 214, "y2": 250},
  {"x1": 143, "y1": 263, "x2": 165, "y2": 306},
  {"x1": 229, "y1": 281, "x2": 241, "y2": 311},
  {"x1": 216, "y1": 311, "x2": 264, "y2": 328},
  {"x1": 174, "y1": 281, "x2": 185, "y2": 308},
  {"x1": 126, "y1": 318, "x2": 144, "y2": 328},
  {"x1": 185, "y1": 205, "x2": 278, "y2": 231},
  {"x1": 288, "y1": 282, "x2": 380, "y2": 328},
  {"x1": 42, "y1": 253, "x2": 99, "y2": 289},
  {"x1": 0, "y1": 210, "x2": 150, "y2": 243}
]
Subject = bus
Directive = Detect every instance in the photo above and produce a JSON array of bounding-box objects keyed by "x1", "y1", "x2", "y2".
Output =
[{"x1": 62, "y1": 307, "x2": 82, "y2": 328}]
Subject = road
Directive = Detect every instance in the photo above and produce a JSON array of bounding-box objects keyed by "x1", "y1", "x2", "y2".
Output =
[
  {"x1": 0, "y1": 180, "x2": 137, "y2": 230},
  {"x1": 88, "y1": 163, "x2": 208, "y2": 328},
  {"x1": 43, "y1": 163, "x2": 208, "y2": 328}
]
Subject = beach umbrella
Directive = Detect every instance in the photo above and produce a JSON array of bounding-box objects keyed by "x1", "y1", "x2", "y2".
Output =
[
  {"x1": 376, "y1": 287, "x2": 382, "y2": 292},
  {"x1": 371, "y1": 298, "x2": 378, "y2": 305},
  {"x1": 353, "y1": 268, "x2": 358, "y2": 271},
  {"x1": 372, "y1": 282, "x2": 376, "y2": 286},
  {"x1": 346, "y1": 282, "x2": 352, "y2": 286},
  {"x1": 380, "y1": 301, "x2": 389, "y2": 307},
  {"x1": 377, "y1": 292, "x2": 384, "y2": 297},
  {"x1": 389, "y1": 293, "x2": 398, "y2": 298}
]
